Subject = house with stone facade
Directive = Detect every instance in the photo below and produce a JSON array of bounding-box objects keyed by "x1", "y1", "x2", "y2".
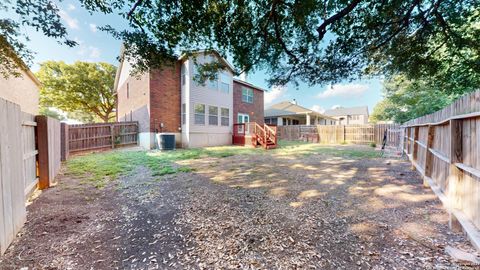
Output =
[{"x1": 114, "y1": 50, "x2": 266, "y2": 149}]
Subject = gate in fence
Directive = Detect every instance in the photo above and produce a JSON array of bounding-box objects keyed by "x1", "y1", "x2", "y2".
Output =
[{"x1": 63, "y1": 122, "x2": 139, "y2": 158}]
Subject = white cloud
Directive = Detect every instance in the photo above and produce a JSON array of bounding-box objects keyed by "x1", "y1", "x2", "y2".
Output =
[
  {"x1": 89, "y1": 23, "x2": 98, "y2": 33},
  {"x1": 67, "y1": 4, "x2": 76, "y2": 11},
  {"x1": 76, "y1": 40, "x2": 101, "y2": 59},
  {"x1": 265, "y1": 85, "x2": 287, "y2": 105},
  {"x1": 317, "y1": 83, "x2": 368, "y2": 99},
  {"x1": 89, "y1": 46, "x2": 101, "y2": 58},
  {"x1": 58, "y1": 9, "x2": 79, "y2": 29},
  {"x1": 311, "y1": 105, "x2": 325, "y2": 113},
  {"x1": 331, "y1": 105, "x2": 341, "y2": 109}
]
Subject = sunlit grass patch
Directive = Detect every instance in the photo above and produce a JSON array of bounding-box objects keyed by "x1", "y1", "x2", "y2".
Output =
[
  {"x1": 273, "y1": 140, "x2": 381, "y2": 159},
  {"x1": 67, "y1": 150, "x2": 197, "y2": 188},
  {"x1": 67, "y1": 141, "x2": 380, "y2": 188}
]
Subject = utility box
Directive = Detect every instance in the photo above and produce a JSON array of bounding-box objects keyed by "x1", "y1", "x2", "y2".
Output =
[{"x1": 156, "y1": 133, "x2": 176, "y2": 150}]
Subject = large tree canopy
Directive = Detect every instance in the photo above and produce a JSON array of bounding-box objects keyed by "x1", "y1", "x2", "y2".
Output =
[
  {"x1": 370, "y1": 75, "x2": 458, "y2": 123},
  {"x1": 2, "y1": 0, "x2": 479, "y2": 87},
  {"x1": 1, "y1": 0, "x2": 76, "y2": 77},
  {"x1": 36, "y1": 61, "x2": 116, "y2": 123}
]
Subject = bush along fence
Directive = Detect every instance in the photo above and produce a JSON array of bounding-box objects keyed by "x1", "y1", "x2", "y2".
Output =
[
  {"x1": 61, "y1": 121, "x2": 138, "y2": 160},
  {"x1": 0, "y1": 98, "x2": 61, "y2": 255},
  {"x1": 277, "y1": 124, "x2": 401, "y2": 146},
  {"x1": 402, "y1": 89, "x2": 480, "y2": 250}
]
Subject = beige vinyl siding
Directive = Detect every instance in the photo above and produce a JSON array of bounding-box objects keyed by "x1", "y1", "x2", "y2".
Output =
[
  {"x1": 187, "y1": 55, "x2": 233, "y2": 134},
  {"x1": 0, "y1": 69, "x2": 39, "y2": 115}
]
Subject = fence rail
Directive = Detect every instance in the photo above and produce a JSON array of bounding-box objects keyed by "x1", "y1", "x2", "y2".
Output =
[
  {"x1": 402, "y1": 89, "x2": 480, "y2": 250},
  {"x1": 67, "y1": 122, "x2": 139, "y2": 153},
  {"x1": 277, "y1": 124, "x2": 401, "y2": 146}
]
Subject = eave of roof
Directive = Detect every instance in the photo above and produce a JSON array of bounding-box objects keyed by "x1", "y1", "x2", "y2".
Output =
[
  {"x1": 178, "y1": 50, "x2": 237, "y2": 74},
  {"x1": 233, "y1": 78, "x2": 267, "y2": 92},
  {"x1": 113, "y1": 44, "x2": 125, "y2": 92}
]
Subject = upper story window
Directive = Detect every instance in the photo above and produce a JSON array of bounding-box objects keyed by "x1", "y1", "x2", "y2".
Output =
[
  {"x1": 207, "y1": 79, "x2": 218, "y2": 90},
  {"x1": 126, "y1": 82, "x2": 130, "y2": 99},
  {"x1": 194, "y1": 104, "x2": 206, "y2": 125},
  {"x1": 181, "y1": 64, "x2": 186, "y2": 86},
  {"x1": 193, "y1": 64, "x2": 218, "y2": 90},
  {"x1": 242, "y1": 87, "x2": 253, "y2": 103},
  {"x1": 220, "y1": 73, "x2": 230, "y2": 94}
]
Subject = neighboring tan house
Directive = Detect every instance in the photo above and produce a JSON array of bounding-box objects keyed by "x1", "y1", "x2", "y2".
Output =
[
  {"x1": 114, "y1": 49, "x2": 265, "y2": 149},
  {"x1": 0, "y1": 64, "x2": 40, "y2": 115},
  {"x1": 324, "y1": 106, "x2": 369, "y2": 125},
  {"x1": 264, "y1": 101, "x2": 336, "y2": 126}
]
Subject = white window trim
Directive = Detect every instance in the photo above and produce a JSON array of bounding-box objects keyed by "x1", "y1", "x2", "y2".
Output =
[
  {"x1": 220, "y1": 107, "x2": 230, "y2": 126},
  {"x1": 208, "y1": 105, "x2": 219, "y2": 126},
  {"x1": 242, "y1": 87, "x2": 253, "y2": 103},
  {"x1": 194, "y1": 103, "x2": 206, "y2": 125}
]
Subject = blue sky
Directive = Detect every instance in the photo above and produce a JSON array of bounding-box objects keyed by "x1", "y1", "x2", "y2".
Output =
[{"x1": 8, "y1": 2, "x2": 384, "y2": 114}]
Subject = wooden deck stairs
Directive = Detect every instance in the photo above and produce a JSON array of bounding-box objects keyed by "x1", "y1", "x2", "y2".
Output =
[{"x1": 233, "y1": 122, "x2": 277, "y2": 149}]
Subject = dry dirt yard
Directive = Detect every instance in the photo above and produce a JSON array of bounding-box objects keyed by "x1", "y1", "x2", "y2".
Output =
[{"x1": 0, "y1": 142, "x2": 478, "y2": 269}]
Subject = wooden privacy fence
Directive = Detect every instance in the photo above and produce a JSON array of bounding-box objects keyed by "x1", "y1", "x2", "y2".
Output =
[
  {"x1": 64, "y1": 122, "x2": 138, "y2": 156},
  {"x1": 0, "y1": 98, "x2": 61, "y2": 255},
  {"x1": 277, "y1": 124, "x2": 401, "y2": 146},
  {"x1": 402, "y1": 89, "x2": 480, "y2": 249}
]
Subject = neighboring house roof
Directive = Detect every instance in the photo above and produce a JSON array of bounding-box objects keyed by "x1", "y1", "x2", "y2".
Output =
[
  {"x1": 233, "y1": 78, "x2": 267, "y2": 92},
  {"x1": 2, "y1": 41, "x2": 41, "y2": 87},
  {"x1": 113, "y1": 45, "x2": 126, "y2": 93},
  {"x1": 264, "y1": 101, "x2": 336, "y2": 120},
  {"x1": 324, "y1": 106, "x2": 369, "y2": 117}
]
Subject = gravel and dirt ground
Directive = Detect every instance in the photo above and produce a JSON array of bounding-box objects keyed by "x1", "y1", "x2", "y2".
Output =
[{"x1": 0, "y1": 143, "x2": 478, "y2": 269}]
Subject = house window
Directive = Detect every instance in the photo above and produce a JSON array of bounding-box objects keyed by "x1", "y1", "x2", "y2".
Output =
[
  {"x1": 221, "y1": 108, "x2": 229, "y2": 126},
  {"x1": 292, "y1": 119, "x2": 299, "y2": 125},
  {"x1": 242, "y1": 87, "x2": 253, "y2": 103},
  {"x1": 182, "y1": 103, "x2": 186, "y2": 125},
  {"x1": 127, "y1": 82, "x2": 129, "y2": 99},
  {"x1": 220, "y1": 73, "x2": 230, "y2": 94},
  {"x1": 237, "y1": 113, "x2": 250, "y2": 124},
  {"x1": 208, "y1": 106, "x2": 218, "y2": 126},
  {"x1": 208, "y1": 79, "x2": 218, "y2": 90},
  {"x1": 265, "y1": 117, "x2": 278, "y2": 125},
  {"x1": 283, "y1": 118, "x2": 288, "y2": 126},
  {"x1": 220, "y1": 82, "x2": 229, "y2": 94},
  {"x1": 194, "y1": 104, "x2": 205, "y2": 125},
  {"x1": 181, "y1": 65, "x2": 186, "y2": 86}
]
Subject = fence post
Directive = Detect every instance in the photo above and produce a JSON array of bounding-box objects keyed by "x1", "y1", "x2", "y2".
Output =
[
  {"x1": 424, "y1": 125, "x2": 435, "y2": 187},
  {"x1": 110, "y1": 124, "x2": 115, "y2": 149},
  {"x1": 60, "y1": 123, "x2": 69, "y2": 161},
  {"x1": 448, "y1": 119, "x2": 463, "y2": 231},
  {"x1": 36, "y1": 116, "x2": 50, "y2": 190},
  {"x1": 411, "y1": 127, "x2": 419, "y2": 170},
  {"x1": 343, "y1": 125, "x2": 346, "y2": 142}
]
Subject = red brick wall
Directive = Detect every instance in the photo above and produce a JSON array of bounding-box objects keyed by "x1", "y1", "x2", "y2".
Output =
[
  {"x1": 233, "y1": 81, "x2": 264, "y2": 125},
  {"x1": 149, "y1": 62, "x2": 181, "y2": 133}
]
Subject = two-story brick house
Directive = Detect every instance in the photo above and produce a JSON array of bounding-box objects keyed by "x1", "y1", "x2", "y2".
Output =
[{"x1": 114, "y1": 49, "x2": 265, "y2": 149}]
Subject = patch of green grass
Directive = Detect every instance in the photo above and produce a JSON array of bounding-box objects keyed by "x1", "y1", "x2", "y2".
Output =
[
  {"x1": 67, "y1": 140, "x2": 381, "y2": 188},
  {"x1": 66, "y1": 145, "x2": 261, "y2": 188},
  {"x1": 67, "y1": 150, "x2": 200, "y2": 188},
  {"x1": 273, "y1": 140, "x2": 381, "y2": 159}
]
